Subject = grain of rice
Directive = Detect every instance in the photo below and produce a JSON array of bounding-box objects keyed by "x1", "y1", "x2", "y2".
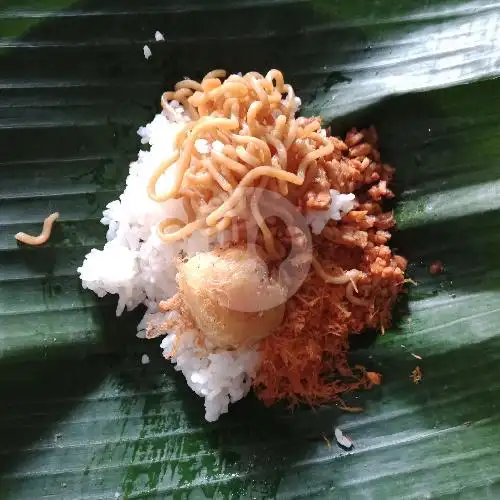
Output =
[
  {"x1": 195, "y1": 138, "x2": 210, "y2": 154},
  {"x1": 334, "y1": 427, "x2": 353, "y2": 449}
]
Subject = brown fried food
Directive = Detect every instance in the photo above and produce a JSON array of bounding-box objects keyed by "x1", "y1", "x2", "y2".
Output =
[{"x1": 253, "y1": 127, "x2": 407, "y2": 407}]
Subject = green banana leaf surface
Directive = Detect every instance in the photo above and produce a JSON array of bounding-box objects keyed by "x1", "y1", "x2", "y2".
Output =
[{"x1": 1, "y1": 0, "x2": 500, "y2": 498}]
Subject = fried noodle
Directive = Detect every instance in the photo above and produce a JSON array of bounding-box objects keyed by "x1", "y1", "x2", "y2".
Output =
[{"x1": 149, "y1": 70, "x2": 361, "y2": 282}]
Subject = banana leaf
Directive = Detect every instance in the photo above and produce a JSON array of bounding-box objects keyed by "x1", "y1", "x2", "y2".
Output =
[{"x1": 1, "y1": 0, "x2": 500, "y2": 498}]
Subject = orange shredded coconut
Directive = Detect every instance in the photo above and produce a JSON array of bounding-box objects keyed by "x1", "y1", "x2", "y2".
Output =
[
  {"x1": 252, "y1": 127, "x2": 407, "y2": 408},
  {"x1": 366, "y1": 371, "x2": 382, "y2": 385},
  {"x1": 429, "y1": 260, "x2": 444, "y2": 275}
]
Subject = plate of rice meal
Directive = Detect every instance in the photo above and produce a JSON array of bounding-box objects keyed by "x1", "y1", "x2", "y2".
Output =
[
  {"x1": 4, "y1": 1, "x2": 500, "y2": 497},
  {"x1": 78, "y1": 69, "x2": 407, "y2": 422}
]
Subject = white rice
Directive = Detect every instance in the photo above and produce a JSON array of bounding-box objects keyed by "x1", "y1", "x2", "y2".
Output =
[
  {"x1": 305, "y1": 191, "x2": 356, "y2": 235},
  {"x1": 160, "y1": 332, "x2": 259, "y2": 422},
  {"x1": 143, "y1": 45, "x2": 152, "y2": 59},
  {"x1": 334, "y1": 427, "x2": 353, "y2": 449},
  {"x1": 141, "y1": 354, "x2": 150, "y2": 365},
  {"x1": 154, "y1": 31, "x2": 165, "y2": 42},
  {"x1": 77, "y1": 89, "x2": 355, "y2": 422},
  {"x1": 194, "y1": 138, "x2": 210, "y2": 154},
  {"x1": 78, "y1": 106, "x2": 260, "y2": 422}
]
